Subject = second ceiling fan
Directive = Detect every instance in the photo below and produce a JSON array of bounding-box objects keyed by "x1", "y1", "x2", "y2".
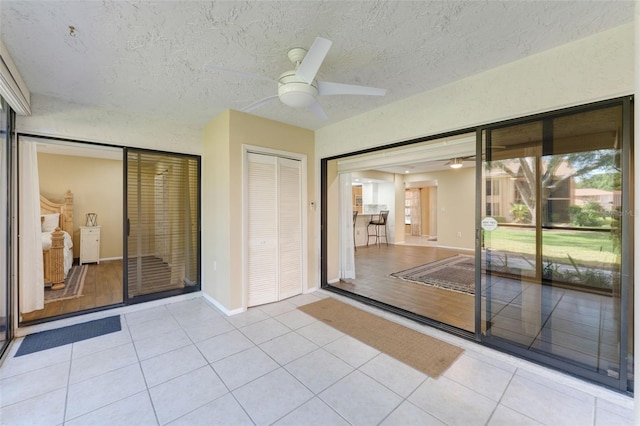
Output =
[{"x1": 205, "y1": 37, "x2": 387, "y2": 120}]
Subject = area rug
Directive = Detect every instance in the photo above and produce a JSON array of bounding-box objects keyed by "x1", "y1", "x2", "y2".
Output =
[
  {"x1": 298, "y1": 298, "x2": 463, "y2": 377},
  {"x1": 15, "y1": 316, "x2": 121, "y2": 357},
  {"x1": 391, "y1": 254, "x2": 477, "y2": 295},
  {"x1": 44, "y1": 264, "x2": 88, "y2": 303}
]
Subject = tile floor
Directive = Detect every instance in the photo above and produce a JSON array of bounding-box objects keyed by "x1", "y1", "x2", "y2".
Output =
[{"x1": 0, "y1": 291, "x2": 634, "y2": 426}]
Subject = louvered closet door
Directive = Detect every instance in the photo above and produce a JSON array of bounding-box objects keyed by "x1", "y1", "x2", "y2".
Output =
[
  {"x1": 278, "y1": 157, "x2": 302, "y2": 299},
  {"x1": 247, "y1": 153, "x2": 302, "y2": 306}
]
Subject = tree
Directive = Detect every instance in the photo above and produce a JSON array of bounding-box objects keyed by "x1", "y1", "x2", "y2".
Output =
[{"x1": 487, "y1": 150, "x2": 618, "y2": 225}]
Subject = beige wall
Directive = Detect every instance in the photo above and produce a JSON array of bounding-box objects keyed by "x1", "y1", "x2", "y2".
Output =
[
  {"x1": 203, "y1": 110, "x2": 315, "y2": 312},
  {"x1": 404, "y1": 168, "x2": 475, "y2": 250},
  {"x1": 315, "y1": 24, "x2": 633, "y2": 159},
  {"x1": 316, "y1": 23, "x2": 632, "y2": 260},
  {"x1": 38, "y1": 152, "x2": 123, "y2": 259}
]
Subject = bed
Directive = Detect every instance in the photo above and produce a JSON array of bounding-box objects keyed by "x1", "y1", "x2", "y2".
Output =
[{"x1": 40, "y1": 190, "x2": 74, "y2": 290}]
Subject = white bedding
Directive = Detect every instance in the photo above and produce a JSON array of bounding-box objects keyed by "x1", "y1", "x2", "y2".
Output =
[{"x1": 41, "y1": 230, "x2": 73, "y2": 277}]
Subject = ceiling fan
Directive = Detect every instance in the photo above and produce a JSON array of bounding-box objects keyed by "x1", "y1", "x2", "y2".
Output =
[
  {"x1": 204, "y1": 37, "x2": 387, "y2": 120},
  {"x1": 444, "y1": 156, "x2": 475, "y2": 169}
]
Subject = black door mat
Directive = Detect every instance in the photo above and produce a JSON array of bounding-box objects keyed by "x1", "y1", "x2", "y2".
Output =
[{"x1": 15, "y1": 316, "x2": 121, "y2": 357}]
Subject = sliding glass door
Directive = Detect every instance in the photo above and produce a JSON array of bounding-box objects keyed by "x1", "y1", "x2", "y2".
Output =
[
  {"x1": 125, "y1": 149, "x2": 200, "y2": 302},
  {"x1": 0, "y1": 96, "x2": 12, "y2": 357},
  {"x1": 479, "y1": 99, "x2": 633, "y2": 391}
]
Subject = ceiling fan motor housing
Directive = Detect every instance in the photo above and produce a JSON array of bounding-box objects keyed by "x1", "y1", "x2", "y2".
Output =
[{"x1": 278, "y1": 71, "x2": 319, "y2": 108}]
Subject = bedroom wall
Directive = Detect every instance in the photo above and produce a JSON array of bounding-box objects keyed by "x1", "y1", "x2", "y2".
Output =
[{"x1": 38, "y1": 152, "x2": 123, "y2": 260}]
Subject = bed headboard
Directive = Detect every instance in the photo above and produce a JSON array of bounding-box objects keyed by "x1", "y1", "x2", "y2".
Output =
[{"x1": 40, "y1": 190, "x2": 74, "y2": 234}]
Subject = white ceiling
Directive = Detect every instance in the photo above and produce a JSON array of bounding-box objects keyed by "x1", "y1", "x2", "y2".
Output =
[{"x1": 0, "y1": 1, "x2": 633, "y2": 131}]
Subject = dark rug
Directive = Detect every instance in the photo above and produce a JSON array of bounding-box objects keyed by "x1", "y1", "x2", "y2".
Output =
[
  {"x1": 391, "y1": 255, "x2": 478, "y2": 295},
  {"x1": 45, "y1": 264, "x2": 88, "y2": 303},
  {"x1": 15, "y1": 316, "x2": 121, "y2": 357},
  {"x1": 298, "y1": 298, "x2": 463, "y2": 377}
]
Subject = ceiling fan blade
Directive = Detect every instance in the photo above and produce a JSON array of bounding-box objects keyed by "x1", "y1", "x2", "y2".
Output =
[
  {"x1": 295, "y1": 37, "x2": 332, "y2": 84},
  {"x1": 241, "y1": 95, "x2": 279, "y2": 112},
  {"x1": 318, "y1": 81, "x2": 386, "y2": 96},
  {"x1": 204, "y1": 64, "x2": 276, "y2": 83},
  {"x1": 308, "y1": 101, "x2": 328, "y2": 120}
]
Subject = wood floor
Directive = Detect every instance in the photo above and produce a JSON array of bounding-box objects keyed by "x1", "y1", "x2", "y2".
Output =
[
  {"x1": 331, "y1": 244, "x2": 476, "y2": 332},
  {"x1": 21, "y1": 260, "x2": 124, "y2": 323}
]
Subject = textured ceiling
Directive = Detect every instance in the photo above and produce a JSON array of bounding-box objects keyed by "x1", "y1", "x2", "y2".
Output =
[{"x1": 0, "y1": 1, "x2": 634, "y2": 130}]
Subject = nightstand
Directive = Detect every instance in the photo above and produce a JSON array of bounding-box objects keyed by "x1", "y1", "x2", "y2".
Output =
[{"x1": 80, "y1": 226, "x2": 101, "y2": 265}]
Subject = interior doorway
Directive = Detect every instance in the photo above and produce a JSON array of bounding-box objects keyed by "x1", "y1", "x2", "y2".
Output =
[{"x1": 403, "y1": 182, "x2": 438, "y2": 246}]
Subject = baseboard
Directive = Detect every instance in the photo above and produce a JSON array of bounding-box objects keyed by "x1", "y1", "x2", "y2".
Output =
[
  {"x1": 436, "y1": 245, "x2": 474, "y2": 252},
  {"x1": 202, "y1": 293, "x2": 245, "y2": 316}
]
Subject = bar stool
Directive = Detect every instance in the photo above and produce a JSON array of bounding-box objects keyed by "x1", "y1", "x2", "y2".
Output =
[{"x1": 367, "y1": 210, "x2": 389, "y2": 246}]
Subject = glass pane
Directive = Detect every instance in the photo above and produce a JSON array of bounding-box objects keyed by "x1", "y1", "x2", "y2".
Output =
[
  {"x1": 482, "y1": 122, "x2": 542, "y2": 344},
  {"x1": 0, "y1": 98, "x2": 8, "y2": 353},
  {"x1": 127, "y1": 151, "x2": 200, "y2": 298},
  {"x1": 482, "y1": 105, "x2": 626, "y2": 384},
  {"x1": 325, "y1": 132, "x2": 477, "y2": 332},
  {"x1": 538, "y1": 106, "x2": 622, "y2": 377}
]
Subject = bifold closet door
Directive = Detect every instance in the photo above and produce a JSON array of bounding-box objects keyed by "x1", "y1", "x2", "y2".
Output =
[{"x1": 247, "y1": 153, "x2": 302, "y2": 306}]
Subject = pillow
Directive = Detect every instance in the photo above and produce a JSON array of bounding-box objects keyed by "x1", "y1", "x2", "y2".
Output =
[{"x1": 41, "y1": 213, "x2": 60, "y2": 232}]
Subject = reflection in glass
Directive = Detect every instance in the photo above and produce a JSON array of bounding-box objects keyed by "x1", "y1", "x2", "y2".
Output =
[{"x1": 482, "y1": 105, "x2": 627, "y2": 384}]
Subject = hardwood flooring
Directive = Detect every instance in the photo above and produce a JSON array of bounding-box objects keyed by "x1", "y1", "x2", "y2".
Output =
[
  {"x1": 21, "y1": 260, "x2": 124, "y2": 323},
  {"x1": 331, "y1": 244, "x2": 476, "y2": 332}
]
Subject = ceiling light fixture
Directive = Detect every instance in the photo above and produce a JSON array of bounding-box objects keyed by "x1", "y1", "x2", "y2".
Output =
[{"x1": 450, "y1": 158, "x2": 463, "y2": 169}]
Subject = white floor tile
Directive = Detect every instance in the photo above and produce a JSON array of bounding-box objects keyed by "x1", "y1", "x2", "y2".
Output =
[
  {"x1": 285, "y1": 292, "x2": 327, "y2": 307},
  {"x1": 274, "y1": 309, "x2": 316, "y2": 330},
  {"x1": 408, "y1": 376, "x2": 496, "y2": 426},
  {"x1": 69, "y1": 342, "x2": 138, "y2": 384},
  {"x1": 233, "y1": 368, "x2": 314, "y2": 426},
  {"x1": 149, "y1": 365, "x2": 228, "y2": 425},
  {"x1": 273, "y1": 397, "x2": 349, "y2": 426},
  {"x1": 128, "y1": 315, "x2": 182, "y2": 341},
  {"x1": 0, "y1": 344, "x2": 72, "y2": 379},
  {"x1": 296, "y1": 320, "x2": 344, "y2": 346},
  {"x1": 0, "y1": 387, "x2": 66, "y2": 426},
  {"x1": 168, "y1": 393, "x2": 253, "y2": 426},
  {"x1": 380, "y1": 401, "x2": 445, "y2": 426},
  {"x1": 487, "y1": 404, "x2": 544, "y2": 426},
  {"x1": 180, "y1": 316, "x2": 234, "y2": 342},
  {"x1": 360, "y1": 353, "x2": 427, "y2": 398},
  {"x1": 212, "y1": 346, "x2": 279, "y2": 390},
  {"x1": 259, "y1": 300, "x2": 297, "y2": 317},
  {"x1": 0, "y1": 361, "x2": 70, "y2": 407},
  {"x1": 65, "y1": 391, "x2": 158, "y2": 426},
  {"x1": 225, "y1": 308, "x2": 270, "y2": 328},
  {"x1": 125, "y1": 305, "x2": 171, "y2": 325},
  {"x1": 133, "y1": 329, "x2": 193, "y2": 360},
  {"x1": 72, "y1": 329, "x2": 132, "y2": 359},
  {"x1": 323, "y1": 335, "x2": 379, "y2": 368},
  {"x1": 66, "y1": 363, "x2": 147, "y2": 420},
  {"x1": 239, "y1": 318, "x2": 290, "y2": 345},
  {"x1": 443, "y1": 353, "x2": 514, "y2": 401},
  {"x1": 141, "y1": 344, "x2": 207, "y2": 388},
  {"x1": 319, "y1": 370, "x2": 403, "y2": 426},
  {"x1": 259, "y1": 331, "x2": 318, "y2": 365},
  {"x1": 285, "y1": 348, "x2": 353, "y2": 394},
  {"x1": 500, "y1": 373, "x2": 595, "y2": 425},
  {"x1": 196, "y1": 330, "x2": 254, "y2": 363}
]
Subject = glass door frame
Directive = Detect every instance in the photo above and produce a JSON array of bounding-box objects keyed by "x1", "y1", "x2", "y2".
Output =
[
  {"x1": 123, "y1": 147, "x2": 202, "y2": 305},
  {"x1": 475, "y1": 96, "x2": 634, "y2": 393},
  {"x1": 0, "y1": 97, "x2": 14, "y2": 359}
]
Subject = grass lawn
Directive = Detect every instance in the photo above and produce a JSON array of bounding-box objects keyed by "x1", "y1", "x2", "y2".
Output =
[{"x1": 484, "y1": 227, "x2": 619, "y2": 267}]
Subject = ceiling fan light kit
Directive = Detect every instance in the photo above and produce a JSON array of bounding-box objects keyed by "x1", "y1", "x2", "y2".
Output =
[
  {"x1": 206, "y1": 36, "x2": 386, "y2": 119},
  {"x1": 450, "y1": 158, "x2": 463, "y2": 168},
  {"x1": 278, "y1": 71, "x2": 318, "y2": 108}
]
